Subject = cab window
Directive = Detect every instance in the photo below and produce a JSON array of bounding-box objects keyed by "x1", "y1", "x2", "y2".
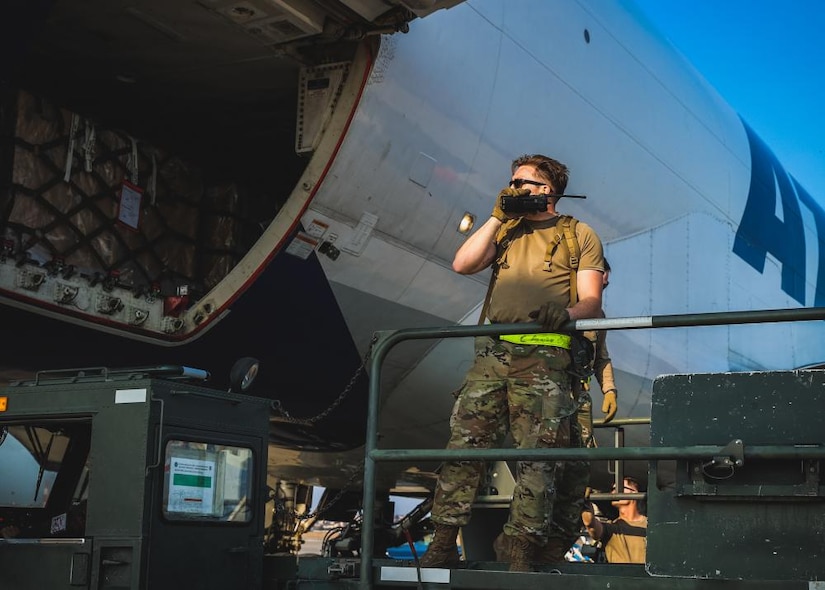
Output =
[
  {"x1": 0, "y1": 422, "x2": 90, "y2": 538},
  {"x1": 162, "y1": 439, "x2": 254, "y2": 523},
  {"x1": 0, "y1": 425, "x2": 65, "y2": 508}
]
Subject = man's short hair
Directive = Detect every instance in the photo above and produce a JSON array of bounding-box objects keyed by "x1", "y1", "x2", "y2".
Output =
[
  {"x1": 511, "y1": 154, "x2": 570, "y2": 194},
  {"x1": 624, "y1": 476, "x2": 643, "y2": 492}
]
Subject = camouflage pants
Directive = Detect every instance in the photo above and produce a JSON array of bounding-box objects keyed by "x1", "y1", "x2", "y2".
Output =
[
  {"x1": 547, "y1": 399, "x2": 589, "y2": 547},
  {"x1": 542, "y1": 387, "x2": 596, "y2": 547},
  {"x1": 430, "y1": 336, "x2": 578, "y2": 542}
]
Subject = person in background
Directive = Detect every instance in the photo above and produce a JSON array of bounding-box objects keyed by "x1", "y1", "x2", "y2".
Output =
[{"x1": 582, "y1": 476, "x2": 647, "y2": 564}]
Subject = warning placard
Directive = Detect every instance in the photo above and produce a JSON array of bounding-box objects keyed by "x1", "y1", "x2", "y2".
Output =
[{"x1": 168, "y1": 457, "x2": 216, "y2": 514}]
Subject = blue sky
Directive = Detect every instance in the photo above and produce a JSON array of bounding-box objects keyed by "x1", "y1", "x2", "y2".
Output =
[{"x1": 631, "y1": 0, "x2": 825, "y2": 204}]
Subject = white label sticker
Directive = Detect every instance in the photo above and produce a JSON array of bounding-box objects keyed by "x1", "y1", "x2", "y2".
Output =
[
  {"x1": 285, "y1": 232, "x2": 319, "y2": 259},
  {"x1": 342, "y1": 212, "x2": 378, "y2": 256},
  {"x1": 50, "y1": 513, "x2": 67, "y2": 534},
  {"x1": 168, "y1": 457, "x2": 217, "y2": 515},
  {"x1": 115, "y1": 388, "x2": 147, "y2": 404},
  {"x1": 305, "y1": 219, "x2": 330, "y2": 238}
]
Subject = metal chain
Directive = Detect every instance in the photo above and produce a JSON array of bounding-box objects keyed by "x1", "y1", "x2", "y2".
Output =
[
  {"x1": 272, "y1": 465, "x2": 364, "y2": 521},
  {"x1": 271, "y1": 333, "x2": 377, "y2": 425}
]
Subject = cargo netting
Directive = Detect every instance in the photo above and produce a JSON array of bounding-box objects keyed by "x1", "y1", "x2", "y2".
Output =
[{"x1": 0, "y1": 89, "x2": 255, "y2": 304}]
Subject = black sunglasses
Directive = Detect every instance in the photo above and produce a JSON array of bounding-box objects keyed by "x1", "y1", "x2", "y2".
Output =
[
  {"x1": 509, "y1": 178, "x2": 547, "y2": 189},
  {"x1": 611, "y1": 485, "x2": 638, "y2": 492}
]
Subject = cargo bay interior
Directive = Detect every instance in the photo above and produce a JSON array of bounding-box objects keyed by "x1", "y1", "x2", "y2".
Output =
[{"x1": 1, "y1": 0, "x2": 409, "y2": 316}]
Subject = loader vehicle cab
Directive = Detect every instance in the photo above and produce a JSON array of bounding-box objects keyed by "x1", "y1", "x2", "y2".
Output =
[{"x1": 0, "y1": 366, "x2": 270, "y2": 590}]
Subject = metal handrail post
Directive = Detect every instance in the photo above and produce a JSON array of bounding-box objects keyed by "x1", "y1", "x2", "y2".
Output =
[
  {"x1": 614, "y1": 427, "x2": 625, "y2": 491},
  {"x1": 360, "y1": 329, "x2": 394, "y2": 589},
  {"x1": 360, "y1": 323, "x2": 545, "y2": 588},
  {"x1": 361, "y1": 322, "x2": 553, "y2": 587}
]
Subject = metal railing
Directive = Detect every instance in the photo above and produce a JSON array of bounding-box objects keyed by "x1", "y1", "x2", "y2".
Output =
[
  {"x1": 358, "y1": 307, "x2": 825, "y2": 588},
  {"x1": 588, "y1": 416, "x2": 651, "y2": 502}
]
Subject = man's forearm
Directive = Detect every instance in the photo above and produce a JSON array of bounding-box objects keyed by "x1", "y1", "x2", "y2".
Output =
[{"x1": 453, "y1": 217, "x2": 500, "y2": 275}]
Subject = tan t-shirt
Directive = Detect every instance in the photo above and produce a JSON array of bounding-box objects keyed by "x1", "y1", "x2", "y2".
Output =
[
  {"x1": 487, "y1": 216, "x2": 604, "y2": 323},
  {"x1": 603, "y1": 515, "x2": 647, "y2": 564}
]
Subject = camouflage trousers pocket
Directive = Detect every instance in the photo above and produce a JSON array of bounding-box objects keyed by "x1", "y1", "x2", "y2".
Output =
[{"x1": 538, "y1": 414, "x2": 572, "y2": 448}]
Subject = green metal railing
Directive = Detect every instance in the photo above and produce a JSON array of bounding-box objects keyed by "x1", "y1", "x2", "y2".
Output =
[{"x1": 358, "y1": 307, "x2": 825, "y2": 588}]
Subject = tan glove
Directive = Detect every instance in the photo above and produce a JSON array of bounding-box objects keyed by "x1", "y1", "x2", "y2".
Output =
[
  {"x1": 602, "y1": 389, "x2": 618, "y2": 423},
  {"x1": 491, "y1": 187, "x2": 531, "y2": 221}
]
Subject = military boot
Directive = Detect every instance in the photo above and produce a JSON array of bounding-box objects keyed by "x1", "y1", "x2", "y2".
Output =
[
  {"x1": 508, "y1": 535, "x2": 536, "y2": 572},
  {"x1": 534, "y1": 537, "x2": 569, "y2": 564},
  {"x1": 418, "y1": 524, "x2": 460, "y2": 568}
]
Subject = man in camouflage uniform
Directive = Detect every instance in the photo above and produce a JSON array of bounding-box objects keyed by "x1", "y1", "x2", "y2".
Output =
[{"x1": 419, "y1": 154, "x2": 605, "y2": 572}]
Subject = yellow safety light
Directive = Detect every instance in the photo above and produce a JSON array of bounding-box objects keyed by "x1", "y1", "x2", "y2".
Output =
[
  {"x1": 458, "y1": 212, "x2": 475, "y2": 234},
  {"x1": 0, "y1": 396, "x2": 7, "y2": 412}
]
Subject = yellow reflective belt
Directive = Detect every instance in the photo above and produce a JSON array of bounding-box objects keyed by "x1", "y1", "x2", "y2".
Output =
[{"x1": 499, "y1": 333, "x2": 571, "y2": 349}]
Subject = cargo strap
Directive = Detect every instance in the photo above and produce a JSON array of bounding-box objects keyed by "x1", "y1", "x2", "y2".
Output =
[
  {"x1": 558, "y1": 215, "x2": 580, "y2": 307},
  {"x1": 499, "y1": 332, "x2": 571, "y2": 349},
  {"x1": 63, "y1": 113, "x2": 80, "y2": 182}
]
